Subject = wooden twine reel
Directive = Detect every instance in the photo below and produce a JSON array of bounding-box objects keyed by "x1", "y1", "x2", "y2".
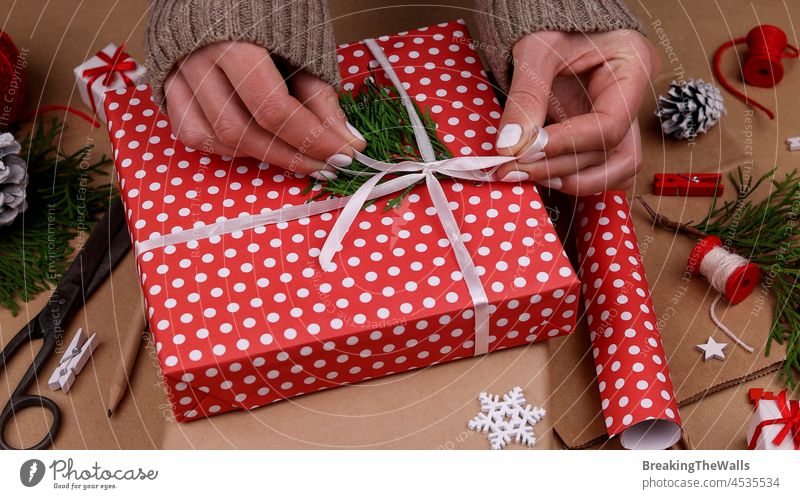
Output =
[
  {"x1": 713, "y1": 24, "x2": 799, "y2": 119},
  {"x1": 687, "y1": 235, "x2": 760, "y2": 305},
  {"x1": 687, "y1": 236, "x2": 761, "y2": 353}
]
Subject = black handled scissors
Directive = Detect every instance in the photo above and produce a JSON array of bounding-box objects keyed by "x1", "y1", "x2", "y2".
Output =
[{"x1": 0, "y1": 198, "x2": 130, "y2": 450}]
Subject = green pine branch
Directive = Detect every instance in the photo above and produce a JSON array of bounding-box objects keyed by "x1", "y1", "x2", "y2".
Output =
[
  {"x1": 0, "y1": 118, "x2": 115, "y2": 315},
  {"x1": 304, "y1": 76, "x2": 451, "y2": 210},
  {"x1": 639, "y1": 167, "x2": 800, "y2": 387},
  {"x1": 694, "y1": 167, "x2": 800, "y2": 387}
]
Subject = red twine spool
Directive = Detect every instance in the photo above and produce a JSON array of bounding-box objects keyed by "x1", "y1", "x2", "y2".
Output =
[
  {"x1": 688, "y1": 236, "x2": 760, "y2": 353},
  {"x1": 687, "y1": 235, "x2": 760, "y2": 305},
  {"x1": 713, "y1": 24, "x2": 799, "y2": 120},
  {"x1": 0, "y1": 29, "x2": 27, "y2": 128},
  {"x1": 0, "y1": 29, "x2": 100, "y2": 130}
]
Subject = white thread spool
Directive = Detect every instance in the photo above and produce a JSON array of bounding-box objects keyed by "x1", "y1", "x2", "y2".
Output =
[{"x1": 688, "y1": 236, "x2": 761, "y2": 352}]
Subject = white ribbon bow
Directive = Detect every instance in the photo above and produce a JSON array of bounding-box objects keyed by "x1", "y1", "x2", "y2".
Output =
[{"x1": 135, "y1": 37, "x2": 548, "y2": 356}]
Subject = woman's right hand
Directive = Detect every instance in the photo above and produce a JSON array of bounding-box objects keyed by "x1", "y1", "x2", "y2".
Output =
[{"x1": 164, "y1": 41, "x2": 365, "y2": 180}]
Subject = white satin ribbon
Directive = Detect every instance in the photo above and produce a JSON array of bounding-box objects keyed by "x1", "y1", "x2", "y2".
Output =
[{"x1": 134, "y1": 37, "x2": 549, "y2": 356}]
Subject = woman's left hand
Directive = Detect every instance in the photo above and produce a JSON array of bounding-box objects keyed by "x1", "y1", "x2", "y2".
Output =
[{"x1": 493, "y1": 29, "x2": 658, "y2": 194}]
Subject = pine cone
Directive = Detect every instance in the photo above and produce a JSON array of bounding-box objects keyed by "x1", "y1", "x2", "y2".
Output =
[
  {"x1": 655, "y1": 79, "x2": 725, "y2": 140},
  {"x1": 0, "y1": 132, "x2": 28, "y2": 227}
]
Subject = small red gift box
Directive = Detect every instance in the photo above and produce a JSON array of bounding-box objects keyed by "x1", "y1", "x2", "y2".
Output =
[
  {"x1": 106, "y1": 20, "x2": 579, "y2": 422},
  {"x1": 746, "y1": 389, "x2": 800, "y2": 450},
  {"x1": 74, "y1": 43, "x2": 146, "y2": 124}
]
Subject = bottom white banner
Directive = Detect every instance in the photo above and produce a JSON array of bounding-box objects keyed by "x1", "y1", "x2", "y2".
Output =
[{"x1": 1, "y1": 450, "x2": 798, "y2": 497}]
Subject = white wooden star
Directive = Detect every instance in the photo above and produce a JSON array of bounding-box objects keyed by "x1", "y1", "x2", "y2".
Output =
[{"x1": 696, "y1": 336, "x2": 727, "y2": 361}]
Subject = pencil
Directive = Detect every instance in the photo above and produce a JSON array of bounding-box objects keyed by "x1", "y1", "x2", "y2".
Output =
[{"x1": 106, "y1": 303, "x2": 147, "y2": 418}]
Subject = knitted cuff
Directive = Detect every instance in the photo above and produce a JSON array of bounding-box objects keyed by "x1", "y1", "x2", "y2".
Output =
[
  {"x1": 474, "y1": 0, "x2": 644, "y2": 91},
  {"x1": 144, "y1": 0, "x2": 339, "y2": 106}
]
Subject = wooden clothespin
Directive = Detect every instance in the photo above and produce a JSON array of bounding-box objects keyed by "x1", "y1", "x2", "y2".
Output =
[
  {"x1": 653, "y1": 173, "x2": 724, "y2": 197},
  {"x1": 47, "y1": 328, "x2": 99, "y2": 393}
]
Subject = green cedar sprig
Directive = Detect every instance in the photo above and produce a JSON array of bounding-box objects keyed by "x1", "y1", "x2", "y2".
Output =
[
  {"x1": 639, "y1": 167, "x2": 800, "y2": 387},
  {"x1": 0, "y1": 118, "x2": 114, "y2": 315},
  {"x1": 304, "y1": 76, "x2": 451, "y2": 210},
  {"x1": 695, "y1": 167, "x2": 800, "y2": 386}
]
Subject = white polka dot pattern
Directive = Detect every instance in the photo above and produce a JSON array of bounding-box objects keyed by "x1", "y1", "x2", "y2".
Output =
[
  {"x1": 575, "y1": 193, "x2": 681, "y2": 437},
  {"x1": 338, "y1": 20, "x2": 500, "y2": 155},
  {"x1": 104, "y1": 21, "x2": 579, "y2": 422}
]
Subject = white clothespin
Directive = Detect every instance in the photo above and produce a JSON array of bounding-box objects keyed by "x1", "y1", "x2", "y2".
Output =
[
  {"x1": 786, "y1": 136, "x2": 800, "y2": 151},
  {"x1": 47, "y1": 328, "x2": 99, "y2": 393}
]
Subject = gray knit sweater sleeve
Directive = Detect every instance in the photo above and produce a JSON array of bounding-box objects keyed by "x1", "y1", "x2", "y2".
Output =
[
  {"x1": 144, "y1": 1, "x2": 642, "y2": 107},
  {"x1": 473, "y1": 0, "x2": 643, "y2": 91},
  {"x1": 144, "y1": 0, "x2": 339, "y2": 106}
]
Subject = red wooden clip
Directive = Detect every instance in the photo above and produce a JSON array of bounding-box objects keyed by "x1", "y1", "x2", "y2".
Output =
[{"x1": 653, "y1": 173, "x2": 724, "y2": 197}]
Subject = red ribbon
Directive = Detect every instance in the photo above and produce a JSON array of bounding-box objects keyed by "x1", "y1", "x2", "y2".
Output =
[
  {"x1": 747, "y1": 389, "x2": 800, "y2": 450},
  {"x1": 81, "y1": 44, "x2": 137, "y2": 114}
]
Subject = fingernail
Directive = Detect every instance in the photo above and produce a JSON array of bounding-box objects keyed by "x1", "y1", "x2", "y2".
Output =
[
  {"x1": 538, "y1": 177, "x2": 562, "y2": 190},
  {"x1": 346, "y1": 121, "x2": 366, "y2": 143},
  {"x1": 326, "y1": 153, "x2": 353, "y2": 167},
  {"x1": 500, "y1": 170, "x2": 530, "y2": 182},
  {"x1": 518, "y1": 126, "x2": 548, "y2": 162},
  {"x1": 310, "y1": 170, "x2": 338, "y2": 181},
  {"x1": 496, "y1": 124, "x2": 523, "y2": 149}
]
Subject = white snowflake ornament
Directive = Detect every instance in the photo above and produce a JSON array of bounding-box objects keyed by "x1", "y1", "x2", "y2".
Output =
[{"x1": 468, "y1": 386, "x2": 546, "y2": 450}]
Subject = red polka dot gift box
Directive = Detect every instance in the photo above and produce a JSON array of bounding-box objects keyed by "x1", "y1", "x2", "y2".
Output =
[{"x1": 104, "y1": 20, "x2": 580, "y2": 422}]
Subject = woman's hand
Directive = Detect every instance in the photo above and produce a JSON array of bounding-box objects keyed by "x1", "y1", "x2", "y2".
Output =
[
  {"x1": 163, "y1": 41, "x2": 366, "y2": 180},
  {"x1": 494, "y1": 30, "x2": 657, "y2": 194}
]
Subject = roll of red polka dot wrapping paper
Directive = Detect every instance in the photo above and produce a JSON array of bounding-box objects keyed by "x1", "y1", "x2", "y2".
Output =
[
  {"x1": 575, "y1": 193, "x2": 682, "y2": 449},
  {"x1": 104, "y1": 20, "x2": 581, "y2": 422}
]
